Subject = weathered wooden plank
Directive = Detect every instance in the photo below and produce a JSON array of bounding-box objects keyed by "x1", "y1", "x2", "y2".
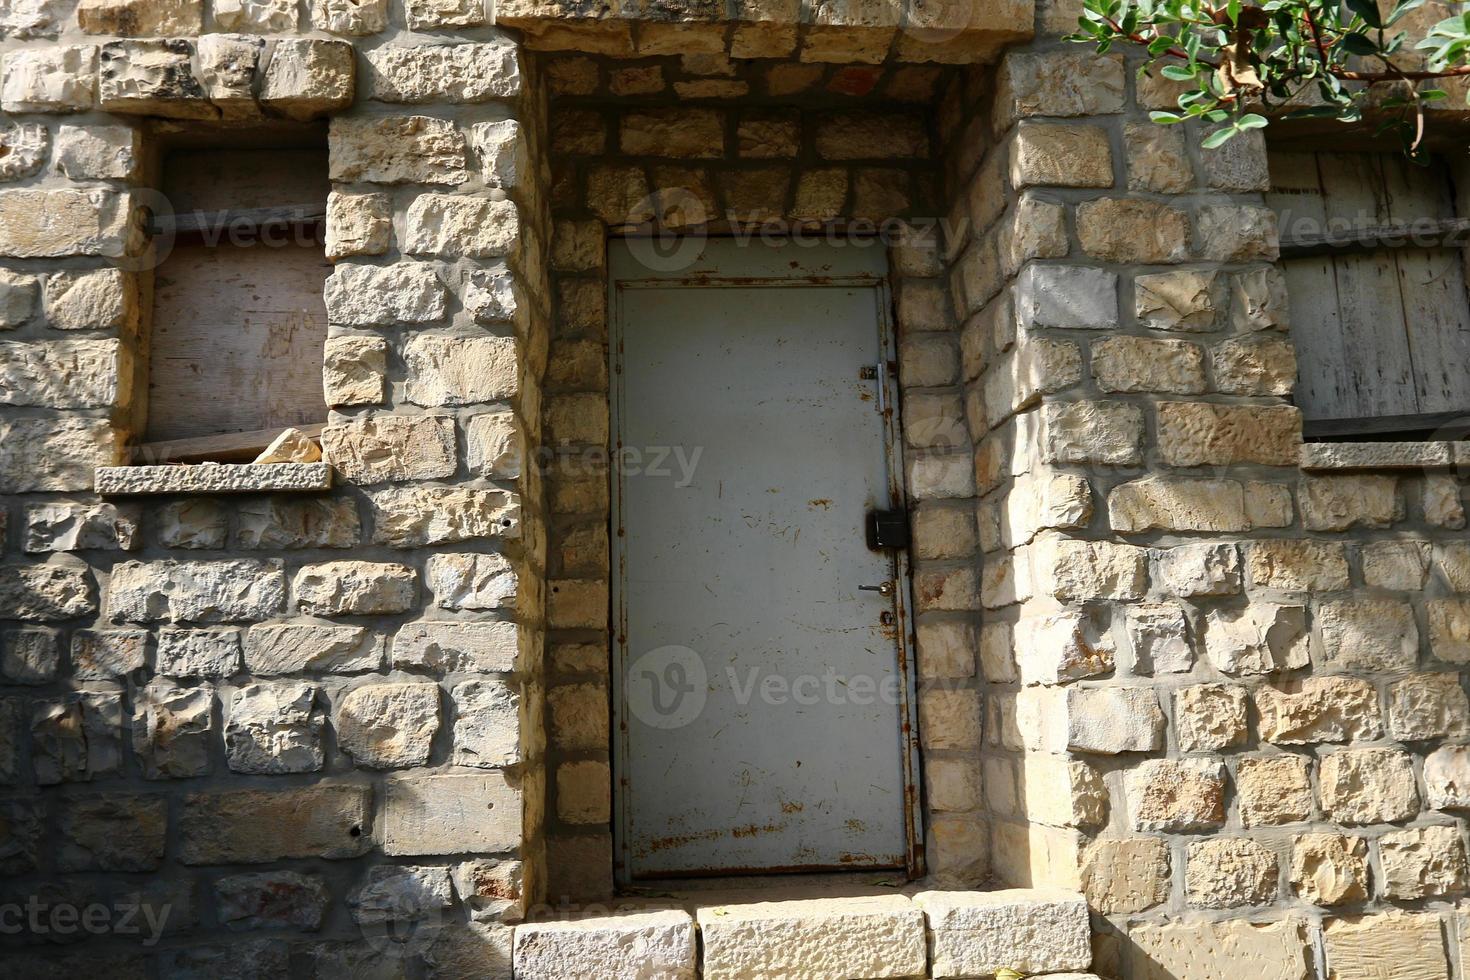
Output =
[
  {"x1": 149, "y1": 205, "x2": 327, "y2": 239},
  {"x1": 1268, "y1": 150, "x2": 1358, "y2": 422},
  {"x1": 1380, "y1": 155, "x2": 1470, "y2": 416},
  {"x1": 1278, "y1": 216, "x2": 1470, "y2": 257},
  {"x1": 1304, "y1": 411, "x2": 1468, "y2": 439},
  {"x1": 146, "y1": 239, "x2": 330, "y2": 442},
  {"x1": 128, "y1": 423, "x2": 326, "y2": 464},
  {"x1": 1318, "y1": 152, "x2": 1419, "y2": 419},
  {"x1": 145, "y1": 148, "x2": 332, "y2": 443}
]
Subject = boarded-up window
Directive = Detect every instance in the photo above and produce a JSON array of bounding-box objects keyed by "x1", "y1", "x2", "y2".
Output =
[
  {"x1": 146, "y1": 147, "x2": 330, "y2": 443},
  {"x1": 1266, "y1": 150, "x2": 1470, "y2": 436}
]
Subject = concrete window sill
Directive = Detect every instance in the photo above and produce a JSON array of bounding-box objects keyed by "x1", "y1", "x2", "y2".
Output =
[
  {"x1": 1300, "y1": 441, "x2": 1467, "y2": 471},
  {"x1": 96, "y1": 463, "x2": 333, "y2": 495}
]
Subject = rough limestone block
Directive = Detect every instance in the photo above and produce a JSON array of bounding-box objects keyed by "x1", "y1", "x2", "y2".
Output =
[
  {"x1": 335, "y1": 682, "x2": 440, "y2": 769},
  {"x1": 0, "y1": 270, "x2": 38, "y2": 328},
  {"x1": 402, "y1": 334, "x2": 518, "y2": 406},
  {"x1": 107, "y1": 558, "x2": 284, "y2": 623},
  {"x1": 915, "y1": 888, "x2": 1090, "y2": 978},
  {"x1": 324, "y1": 264, "x2": 446, "y2": 325},
  {"x1": 1426, "y1": 745, "x2": 1470, "y2": 810},
  {"x1": 514, "y1": 910, "x2": 695, "y2": 980},
  {"x1": 1126, "y1": 758, "x2": 1227, "y2": 832},
  {"x1": 55, "y1": 124, "x2": 137, "y2": 179},
  {"x1": 0, "y1": 188, "x2": 133, "y2": 258},
  {"x1": 243, "y1": 624, "x2": 382, "y2": 675},
  {"x1": 23, "y1": 501, "x2": 139, "y2": 552},
  {"x1": 1378, "y1": 825, "x2": 1468, "y2": 899},
  {"x1": 194, "y1": 32, "x2": 264, "y2": 116},
  {"x1": 1185, "y1": 838, "x2": 1278, "y2": 908},
  {"x1": 98, "y1": 39, "x2": 214, "y2": 120},
  {"x1": 95, "y1": 463, "x2": 332, "y2": 495},
  {"x1": 452, "y1": 679, "x2": 520, "y2": 768},
  {"x1": 328, "y1": 115, "x2": 468, "y2": 184},
  {"x1": 157, "y1": 626, "x2": 242, "y2": 678},
  {"x1": 292, "y1": 561, "x2": 416, "y2": 615},
  {"x1": 214, "y1": 0, "x2": 297, "y2": 32},
  {"x1": 0, "y1": 339, "x2": 128, "y2": 409},
  {"x1": 132, "y1": 677, "x2": 213, "y2": 779},
  {"x1": 1, "y1": 46, "x2": 98, "y2": 113},
  {"x1": 404, "y1": 194, "x2": 519, "y2": 258},
  {"x1": 216, "y1": 871, "x2": 328, "y2": 930},
  {"x1": 0, "y1": 563, "x2": 97, "y2": 621},
  {"x1": 428, "y1": 553, "x2": 518, "y2": 611},
  {"x1": 181, "y1": 785, "x2": 372, "y2": 863},
  {"x1": 368, "y1": 487, "x2": 519, "y2": 548},
  {"x1": 325, "y1": 192, "x2": 391, "y2": 260},
  {"x1": 1015, "y1": 263, "x2": 1118, "y2": 330},
  {"x1": 322, "y1": 336, "x2": 387, "y2": 405},
  {"x1": 259, "y1": 38, "x2": 355, "y2": 120},
  {"x1": 76, "y1": 0, "x2": 201, "y2": 34},
  {"x1": 224, "y1": 681, "x2": 323, "y2": 774},
  {"x1": 383, "y1": 771, "x2": 520, "y2": 856},
  {"x1": 44, "y1": 267, "x2": 139, "y2": 331},
  {"x1": 1065, "y1": 687, "x2": 1165, "y2": 754},
  {"x1": 1322, "y1": 911, "x2": 1448, "y2": 980},
  {"x1": 698, "y1": 894, "x2": 926, "y2": 980},
  {"x1": 1080, "y1": 837, "x2": 1170, "y2": 915},
  {"x1": 321, "y1": 415, "x2": 456, "y2": 485},
  {"x1": 0, "y1": 123, "x2": 48, "y2": 180},
  {"x1": 1254, "y1": 677, "x2": 1382, "y2": 745},
  {"x1": 1319, "y1": 748, "x2": 1420, "y2": 825},
  {"x1": 57, "y1": 794, "x2": 166, "y2": 871},
  {"x1": 391, "y1": 621, "x2": 518, "y2": 673},
  {"x1": 311, "y1": 0, "x2": 388, "y2": 34},
  {"x1": 1202, "y1": 603, "x2": 1308, "y2": 675},
  {"x1": 364, "y1": 40, "x2": 522, "y2": 104},
  {"x1": 1125, "y1": 917, "x2": 1312, "y2": 980},
  {"x1": 1290, "y1": 833, "x2": 1369, "y2": 906}
]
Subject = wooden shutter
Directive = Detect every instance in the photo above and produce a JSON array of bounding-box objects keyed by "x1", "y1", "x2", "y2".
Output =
[{"x1": 1267, "y1": 150, "x2": 1470, "y2": 433}]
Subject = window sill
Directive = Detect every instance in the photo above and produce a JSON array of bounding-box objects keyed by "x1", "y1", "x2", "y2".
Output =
[
  {"x1": 1300, "y1": 441, "x2": 1466, "y2": 471},
  {"x1": 96, "y1": 463, "x2": 333, "y2": 496}
]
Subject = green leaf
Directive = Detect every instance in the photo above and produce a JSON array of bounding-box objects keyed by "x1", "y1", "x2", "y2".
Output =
[
  {"x1": 1388, "y1": 0, "x2": 1429, "y2": 28},
  {"x1": 1342, "y1": 31, "x2": 1382, "y2": 56},
  {"x1": 1345, "y1": 0, "x2": 1383, "y2": 29},
  {"x1": 1236, "y1": 113, "x2": 1269, "y2": 130},
  {"x1": 1161, "y1": 64, "x2": 1198, "y2": 80},
  {"x1": 1201, "y1": 126, "x2": 1240, "y2": 149},
  {"x1": 1149, "y1": 110, "x2": 1186, "y2": 123}
]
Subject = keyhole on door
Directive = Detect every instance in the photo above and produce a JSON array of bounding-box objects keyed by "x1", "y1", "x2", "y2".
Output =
[{"x1": 880, "y1": 611, "x2": 894, "y2": 626}]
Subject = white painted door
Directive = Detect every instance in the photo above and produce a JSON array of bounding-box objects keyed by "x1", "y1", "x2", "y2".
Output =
[{"x1": 610, "y1": 238, "x2": 919, "y2": 880}]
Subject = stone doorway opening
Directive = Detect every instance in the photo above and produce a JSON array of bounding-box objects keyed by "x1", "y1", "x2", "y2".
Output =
[{"x1": 535, "y1": 47, "x2": 987, "y2": 903}]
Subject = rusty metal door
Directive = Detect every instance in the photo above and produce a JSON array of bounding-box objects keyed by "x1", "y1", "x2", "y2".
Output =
[{"x1": 610, "y1": 238, "x2": 921, "y2": 880}]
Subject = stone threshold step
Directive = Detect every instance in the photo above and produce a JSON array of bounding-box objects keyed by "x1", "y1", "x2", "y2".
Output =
[{"x1": 511, "y1": 886, "x2": 1094, "y2": 980}]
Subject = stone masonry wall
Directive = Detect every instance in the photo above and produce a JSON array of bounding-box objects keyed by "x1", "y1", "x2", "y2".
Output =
[
  {"x1": 949, "y1": 10, "x2": 1470, "y2": 978},
  {"x1": 535, "y1": 51, "x2": 989, "y2": 899},
  {"x1": 0, "y1": 1, "x2": 551, "y2": 975}
]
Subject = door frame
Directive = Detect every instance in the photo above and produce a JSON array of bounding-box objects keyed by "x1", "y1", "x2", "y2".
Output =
[{"x1": 606, "y1": 236, "x2": 925, "y2": 884}]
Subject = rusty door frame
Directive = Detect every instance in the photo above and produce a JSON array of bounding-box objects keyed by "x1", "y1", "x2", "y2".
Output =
[{"x1": 607, "y1": 237, "x2": 925, "y2": 884}]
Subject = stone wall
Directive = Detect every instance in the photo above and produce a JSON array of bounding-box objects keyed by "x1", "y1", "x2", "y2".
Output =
[
  {"x1": 535, "y1": 51, "x2": 988, "y2": 898},
  {"x1": 0, "y1": 1, "x2": 551, "y2": 974},
  {"x1": 949, "y1": 14, "x2": 1470, "y2": 978}
]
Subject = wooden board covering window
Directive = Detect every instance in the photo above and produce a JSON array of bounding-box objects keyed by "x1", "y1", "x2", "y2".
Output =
[
  {"x1": 145, "y1": 148, "x2": 331, "y2": 443},
  {"x1": 1266, "y1": 150, "x2": 1470, "y2": 431}
]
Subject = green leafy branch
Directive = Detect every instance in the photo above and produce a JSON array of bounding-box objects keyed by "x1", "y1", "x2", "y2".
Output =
[{"x1": 1066, "y1": 1, "x2": 1470, "y2": 152}]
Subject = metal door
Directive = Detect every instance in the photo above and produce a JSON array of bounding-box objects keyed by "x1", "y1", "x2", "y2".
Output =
[{"x1": 610, "y1": 238, "x2": 921, "y2": 880}]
